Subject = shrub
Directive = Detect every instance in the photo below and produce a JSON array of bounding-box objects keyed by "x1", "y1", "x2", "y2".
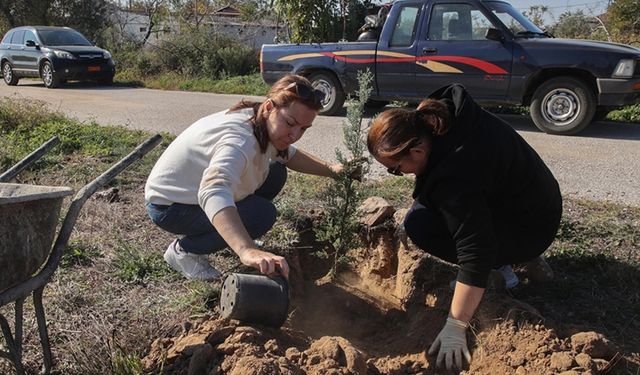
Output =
[{"x1": 217, "y1": 46, "x2": 259, "y2": 76}]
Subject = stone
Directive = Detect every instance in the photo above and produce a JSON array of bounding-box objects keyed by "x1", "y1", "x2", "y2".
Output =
[
  {"x1": 570, "y1": 331, "x2": 616, "y2": 358},
  {"x1": 187, "y1": 343, "x2": 216, "y2": 375},
  {"x1": 550, "y1": 352, "x2": 574, "y2": 371},
  {"x1": 575, "y1": 353, "x2": 595, "y2": 370},
  {"x1": 358, "y1": 197, "x2": 396, "y2": 227}
]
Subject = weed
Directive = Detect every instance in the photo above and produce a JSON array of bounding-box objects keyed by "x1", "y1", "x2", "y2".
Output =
[
  {"x1": 113, "y1": 243, "x2": 174, "y2": 284},
  {"x1": 61, "y1": 241, "x2": 102, "y2": 268}
]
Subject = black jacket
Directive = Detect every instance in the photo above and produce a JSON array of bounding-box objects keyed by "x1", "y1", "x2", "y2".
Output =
[{"x1": 412, "y1": 84, "x2": 561, "y2": 288}]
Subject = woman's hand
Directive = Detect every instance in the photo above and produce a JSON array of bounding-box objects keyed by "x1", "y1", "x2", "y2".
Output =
[
  {"x1": 428, "y1": 317, "x2": 471, "y2": 371},
  {"x1": 237, "y1": 248, "x2": 290, "y2": 279}
]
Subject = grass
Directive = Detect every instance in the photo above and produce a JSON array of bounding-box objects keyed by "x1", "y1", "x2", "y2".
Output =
[
  {"x1": 0, "y1": 98, "x2": 638, "y2": 373},
  {"x1": 114, "y1": 70, "x2": 270, "y2": 96}
]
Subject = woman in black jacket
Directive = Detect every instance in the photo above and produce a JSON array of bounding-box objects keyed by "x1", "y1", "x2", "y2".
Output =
[{"x1": 367, "y1": 84, "x2": 562, "y2": 371}]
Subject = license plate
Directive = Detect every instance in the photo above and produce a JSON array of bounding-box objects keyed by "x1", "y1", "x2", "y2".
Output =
[{"x1": 87, "y1": 66, "x2": 100, "y2": 72}]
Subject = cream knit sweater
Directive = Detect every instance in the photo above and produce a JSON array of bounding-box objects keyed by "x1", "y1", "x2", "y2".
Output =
[{"x1": 144, "y1": 108, "x2": 295, "y2": 222}]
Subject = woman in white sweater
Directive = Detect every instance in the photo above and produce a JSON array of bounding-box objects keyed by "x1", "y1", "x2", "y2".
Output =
[{"x1": 145, "y1": 75, "x2": 346, "y2": 280}]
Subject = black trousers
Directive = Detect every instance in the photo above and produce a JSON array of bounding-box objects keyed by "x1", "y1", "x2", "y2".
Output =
[{"x1": 403, "y1": 200, "x2": 562, "y2": 267}]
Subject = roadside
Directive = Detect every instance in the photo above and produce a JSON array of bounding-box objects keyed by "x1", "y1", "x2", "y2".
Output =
[{"x1": 1, "y1": 83, "x2": 639, "y2": 207}]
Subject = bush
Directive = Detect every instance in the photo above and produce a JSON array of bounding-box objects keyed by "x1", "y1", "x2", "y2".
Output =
[
  {"x1": 217, "y1": 46, "x2": 259, "y2": 76},
  {"x1": 608, "y1": 104, "x2": 640, "y2": 123}
]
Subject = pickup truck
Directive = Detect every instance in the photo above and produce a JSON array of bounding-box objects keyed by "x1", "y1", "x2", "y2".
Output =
[{"x1": 260, "y1": 0, "x2": 640, "y2": 135}]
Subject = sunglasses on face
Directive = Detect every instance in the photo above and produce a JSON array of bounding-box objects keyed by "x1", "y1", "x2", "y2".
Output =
[
  {"x1": 386, "y1": 138, "x2": 421, "y2": 176},
  {"x1": 284, "y1": 82, "x2": 326, "y2": 107},
  {"x1": 387, "y1": 156, "x2": 406, "y2": 176}
]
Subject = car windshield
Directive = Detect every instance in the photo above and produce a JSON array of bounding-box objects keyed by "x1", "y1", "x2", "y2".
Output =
[
  {"x1": 485, "y1": 1, "x2": 547, "y2": 37},
  {"x1": 37, "y1": 29, "x2": 92, "y2": 46}
]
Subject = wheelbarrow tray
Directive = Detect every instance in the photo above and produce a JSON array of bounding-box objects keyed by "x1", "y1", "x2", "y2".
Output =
[{"x1": 0, "y1": 183, "x2": 73, "y2": 293}]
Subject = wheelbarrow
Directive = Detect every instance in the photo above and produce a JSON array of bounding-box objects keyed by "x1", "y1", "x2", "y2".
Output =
[{"x1": 0, "y1": 134, "x2": 163, "y2": 374}]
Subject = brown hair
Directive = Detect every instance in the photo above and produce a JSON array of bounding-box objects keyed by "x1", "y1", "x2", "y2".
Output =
[
  {"x1": 229, "y1": 74, "x2": 323, "y2": 157},
  {"x1": 367, "y1": 98, "x2": 451, "y2": 159}
]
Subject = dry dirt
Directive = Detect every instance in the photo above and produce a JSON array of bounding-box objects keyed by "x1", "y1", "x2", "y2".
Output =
[{"x1": 141, "y1": 222, "x2": 630, "y2": 375}]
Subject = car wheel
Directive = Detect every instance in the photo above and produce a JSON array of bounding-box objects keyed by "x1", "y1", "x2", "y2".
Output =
[
  {"x1": 41, "y1": 61, "x2": 60, "y2": 88},
  {"x1": 308, "y1": 71, "x2": 345, "y2": 116},
  {"x1": 2, "y1": 62, "x2": 19, "y2": 86},
  {"x1": 530, "y1": 76, "x2": 595, "y2": 135}
]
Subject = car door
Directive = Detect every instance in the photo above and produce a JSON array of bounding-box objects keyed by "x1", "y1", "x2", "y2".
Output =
[
  {"x1": 375, "y1": 2, "x2": 424, "y2": 99},
  {"x1": 415, "y1": 1, "x2": 513, "y2": 101},
  {"x1": 21, "y1": 30, "x2": 41, "y2": 77},
  {"x1": 8, "y1": 30, "x2": 27, "y2": 72}
]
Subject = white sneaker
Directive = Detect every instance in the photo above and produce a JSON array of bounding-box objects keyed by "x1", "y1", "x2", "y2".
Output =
[
  {"x1": 163, "y1": 239, "x2": 222, "y2": 281},
  {"x1": 494, "y1": 265, "x2": 519, "y2": 289}
]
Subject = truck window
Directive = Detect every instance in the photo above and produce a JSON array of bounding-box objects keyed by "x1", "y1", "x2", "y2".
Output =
[
  {"x1": 427, "y1": 3, "x2": 496, "y2": 41},
  {"x1": 390, "y1": 5, "x2": 421, "y2": 47}
]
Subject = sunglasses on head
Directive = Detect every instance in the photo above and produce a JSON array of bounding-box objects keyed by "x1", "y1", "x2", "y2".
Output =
[{"x1": 284, "y1": 82, "x2": 326, "y2": 107}]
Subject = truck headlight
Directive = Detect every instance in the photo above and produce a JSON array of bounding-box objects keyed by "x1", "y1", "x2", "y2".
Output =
[
  {"x1": 103, "y1": 51, "x2": 112, "y2": 59},
  {"x1": 612, "y1": 59, "x2": 635, "y2": 78},
  {"x1": 53, "y1": 50, "x2": 76, "y2": 59}
]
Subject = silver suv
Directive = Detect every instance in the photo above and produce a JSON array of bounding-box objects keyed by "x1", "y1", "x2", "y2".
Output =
[{"x1": 0, "y1": 26, "x2": 115, "y2": 88}]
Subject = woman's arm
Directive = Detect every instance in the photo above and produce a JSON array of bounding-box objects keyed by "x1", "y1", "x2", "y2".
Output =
[
  {"x1": 212, "y1": 206, "x2": 289, "y2": 278},
  {"x1": 285, "y1": 148, "x2": 340, "y2": 178},
  {"x1": 450, "y1": 281, "x2": 485, "y2": 322}
]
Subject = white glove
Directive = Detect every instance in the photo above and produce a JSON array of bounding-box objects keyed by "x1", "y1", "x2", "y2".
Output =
[{"x1": 428, "y1": 317, "x2": 471, "y2": 371}]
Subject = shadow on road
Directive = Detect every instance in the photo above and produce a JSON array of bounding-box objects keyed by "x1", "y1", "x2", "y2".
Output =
[
  {"x1": 499, "y1": 114, "x2": 640, "y2": 141},
  {"x1": 14, "y1": 81, "x2": 137, "y2": 91}
]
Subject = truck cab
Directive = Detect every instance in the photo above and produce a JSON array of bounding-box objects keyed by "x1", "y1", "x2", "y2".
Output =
[{"x1": 261, "y1": 0, "x2": 640, "y2": 135}]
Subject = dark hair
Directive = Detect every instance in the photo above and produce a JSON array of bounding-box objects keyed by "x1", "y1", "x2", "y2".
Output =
[
  {"x1": 228, "y1": 74, "x2": 323, "y2": 157},
  {"x1": 367, "y1": 98, "x2": 451, "y2": 159}
]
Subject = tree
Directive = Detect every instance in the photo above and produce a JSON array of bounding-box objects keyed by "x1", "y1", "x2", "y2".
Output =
[
  {"x1": 523, "y1": 5, "x2": 550, "y2": 29},
  {"x1": 606, "y1": 0, "x2": 640, "y2": 44},
  {"x1": 0, "y1": 0, "x2": 111, "y2": 44},
  {"x1": 547, "y1": 10, "x2": 610, "y2": 41},
  {"x1": 272, "y1": 0, "x2": 369, "y2": 43}
]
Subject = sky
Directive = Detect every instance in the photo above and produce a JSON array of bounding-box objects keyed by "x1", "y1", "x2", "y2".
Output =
[{"x1": 493, "y1": 0, "x2": 610, "y2": 25}]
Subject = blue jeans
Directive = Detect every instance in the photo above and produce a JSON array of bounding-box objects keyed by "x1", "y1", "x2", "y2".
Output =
[{"x1": 146, "y1": 162, "x2": 287, "y2": 254}]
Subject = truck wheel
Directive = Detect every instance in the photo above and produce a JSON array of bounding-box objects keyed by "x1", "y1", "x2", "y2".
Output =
[
  {"x1": 2, "y1": 62, "x2": 19, "y2": 86},
  {"x1": 308, "y1": 72, "x2": 345, "y2": 116},
  {"x1": 530, "y1": 76, "x2": 595, "y2": 135},
  {"x1": 41, "y1": 61, "x2": 60, "y2": 88}
]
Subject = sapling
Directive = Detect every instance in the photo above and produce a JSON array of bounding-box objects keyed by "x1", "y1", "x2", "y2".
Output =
[{"x1": 314, "y1": 69, "x2": 374, "y2": 278}]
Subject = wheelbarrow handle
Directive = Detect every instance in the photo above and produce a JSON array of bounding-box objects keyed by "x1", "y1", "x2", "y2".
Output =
[
  {"x1": 0, "y1": 136, "x2": 60, "y2": 182},
  {"x1": 0, "y1": 134, "x2": 163, "y2": 306}
]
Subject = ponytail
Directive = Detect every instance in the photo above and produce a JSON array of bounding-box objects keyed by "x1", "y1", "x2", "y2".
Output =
[{"x1": 415, "y1": 99, "x2": 451, "y2": 136}]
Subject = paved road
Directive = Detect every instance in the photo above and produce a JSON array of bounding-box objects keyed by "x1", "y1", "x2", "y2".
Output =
[{"x1": 2, "y1": 81, "x2": 639, "y2": 206}]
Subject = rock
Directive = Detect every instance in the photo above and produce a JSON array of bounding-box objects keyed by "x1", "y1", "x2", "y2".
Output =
[
  {"x1": 358, "y1": 197, "x2": 396, "y2": 227},
  {"x1": 95, "y1": 187, "x2": 119, "y2": 202},
  {"x1": 187, "y1": 343, "x2": 216, "y2": 375},
  {"x1": 508, "y1": 353, "x2": 526, "y2": 367},
  {"x1": 550, "y1": 352, "x2": 574, "y2": 371},
  {"x1": 167, "y1": 333, "x2": 211, "y2": 359},
  {"x1": 557, "y1": 371, "x2": 580, "y2": 375},
  {"x1": 207, "y1": 326, "x2": 236, "y2": 346},
  {"x1": 264, "y1": 339, "x2": 279, "y2": 353},
  {"x1": 515, "y1": 366, "x2": 527, "y2": 375},
  {"x1": 285, "y1": 347, "x2": 302, "y2": 362},
  {"x1": 570, "y1": 332, "x2": 616, "y2": 358},
  {"x1": 305, "y1": 336, "x2": 367, "y2": 375},
  {"x1": 575, "y1": 353, "x2": 595, "y2": 370}
]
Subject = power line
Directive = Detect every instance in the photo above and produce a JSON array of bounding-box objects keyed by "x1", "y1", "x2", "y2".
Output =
[{"x1": 516, "y1": 1, "x2": 606, "y2": 11}]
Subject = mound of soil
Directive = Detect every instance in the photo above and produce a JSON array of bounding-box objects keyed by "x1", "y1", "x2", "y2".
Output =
[{"x1": 142, "y1": 218, "x2": 626, "y2": 374}]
